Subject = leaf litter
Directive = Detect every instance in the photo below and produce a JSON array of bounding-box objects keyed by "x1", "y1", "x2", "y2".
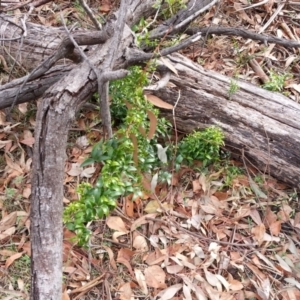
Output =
[{"x1": 0, "y1": 0, "x2": 300, "y2": 299}]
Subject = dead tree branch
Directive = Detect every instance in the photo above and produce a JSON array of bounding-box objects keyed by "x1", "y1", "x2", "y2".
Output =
[{"x1": 186, "y1": 26, "x2": 300, "y2": 49}]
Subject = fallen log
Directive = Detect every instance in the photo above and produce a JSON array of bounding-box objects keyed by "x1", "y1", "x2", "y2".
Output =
[
  {"x1": 1, "y1": 16, "x2": 300, "y2": 189},
  {"x1": 153, "y1": 53, "x2": 300, "y2": 189}
]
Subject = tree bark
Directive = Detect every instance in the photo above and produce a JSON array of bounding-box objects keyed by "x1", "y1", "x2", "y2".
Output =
[
  {"x1": 1, "y1": 0, "x2": 300, "y2": 297},
  {"x1": 1, "y1": 14, "x2": 300, "y2": 189},
  {"x1": 153, "y1": 53, "x2": 300, "y2": 189},
  {"x1": 23, "y1": 1, "x2": 156, "y2": 298},
  {"x1": 0, "y1": 49, "x2": 300, "y2": 188},
  {"x1": 1, "y1": 20, "x2": 300, "y2": 189}
]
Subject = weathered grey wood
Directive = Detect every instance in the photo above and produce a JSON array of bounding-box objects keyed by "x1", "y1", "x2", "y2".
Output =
[
  {"x1": 0, "y1": 65, "x2": 72, "y2": 109},
  {"x1": 153, "y1": 53, "x2": 300, "y2": 189},
  {"x1": 25, "y1": 1, "x2": 157, "y2": 299},
  {"x1": 1, "y1": 33, "x2": 300, "y2": 189},
  {"x1": 0, "y1": 17, "x2": 67, "y2": 73},
  {"x1": 1, "y1": 1, "x2": 224, "y2": 299},
  {"x1": 1, "y1": 19, "x2": 300, "y2": 189},
  {"x1": 1, "y1": 0, "x2": 299, "y2": 296}
]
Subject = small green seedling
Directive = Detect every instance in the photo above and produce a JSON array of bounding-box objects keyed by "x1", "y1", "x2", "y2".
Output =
[{"x1": 228, "y1": 79, "x2": 240, "y2": 99}]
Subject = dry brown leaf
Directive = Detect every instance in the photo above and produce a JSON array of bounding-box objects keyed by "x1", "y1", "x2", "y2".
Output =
[
  {"x1": 106, "y1": 216, "x2": 128, "y2": 233},
  {"x1": 251, "y1": 224, "x2": 265, "y2": 245},
  {"x1": 155, "y1": 284, "x2": 182, "y2": 300},
  {"x1": 119, "y1": 282, "x2": 133, "y2": 300},
  {"x1": 166, "y1": 264, "x2": 184, "y2": 274},
  {"x1": 22, "y1": 185, "x2": 31, "y2": 199},
  {"x1": 192, "y1": 179, "x2": 202, "y2": 194},
  {"x1": 102, "y1": 245, "x2": 117, "y2": 270},
  {"x1": 250, "y1": 209, "x2": 263, "y2": 225},
  {"x1": 147, "y1": 110, "x2": 157, "y2": 139},
  {"x1": 182, "y1": 284, "x2": 192, "y2": 300},
  {"x1": 269, "y1": 220, "x2": 281, "y2": 236},
  {"x1": 257, "y1": 277, "x2": 271, "y2": 300},
  {"x1": 63, "y1": 266, "x2": 77, "y2": 274},
  {"x1": 117, "y1": 248, "x2": 134, "y2": 261},
  {"x1": 144, "y1": 94, "x2": 173, "y2": 109},
  {"x1": 0, "y1": 226, "x2": 15, "y2": 241},
  {"x1": 281, "y1": 288, "x2": 300, "y2": 300},
  {"x1": 200, "y1": 204, "x2": 217, "y2": 215},
  {"x1": 204, "y1": 268, "x2": 222, "y2": 291},
  {"x1": 145, "y1": 248, "x2": 166, "y2": 265},
  {"x1": 20, "y1": 137, "x2": 35, "y2": 147},
  {"x1": 0, "y1": 212, "x2": 17, "y2": 231},
  {"x1": 144, "y1": 200, "x2": 160, "y2": 213},
  {"x1": 5, "y1": 252, "x2": 24, "y2": 269},
  {"x1": 275, "y1": 254, "x2": 292, "y2": 273},
  {"x1": 233, "y1": 290, "x2": 245, "y2": 300},
  {"x1": 138, "y1": 125, "x2": 147, "y2": 137},
  {"x1": 5, "y1": 154, "x2": 23, "y2": 174},
  {"x1": 215, "y1": 274, "x2": 230, "y2": 292},
  {"x1": 160, "y1": 57, "x2": 178, "y2": 76},
  {"x1": 0, "y1": 140, "x2": 11, "y2": 150},
  {"x1": 22, "y1": 242, "x2": 31, "y2": 256},
  {"x1": 62, "y1": 290, "x2": 71, "y2": 300},
  {"x1": 171, "y1": 173, "x2": 179, "y2": 186},
  {"x1": 277, "y1": 204, "x2": 293, "y2": 222},
  {"x1": 251, "y1": 254, "x2": 263, "y2": 269},
  {"x1": 294, "y1": 212, "x2": 300, "y2": 227},
  {"x1": 202, "y1": 282, "x2": 220, "y2": 300},
  {"x1": 124, "y1": 196, "x2": 134, "y2": 217},
  {"x1": 234, "y1": 205, "x2": 251, "y2": 220},
  {"x1": 144, "y1": 265, "x2": 166, "y2": 288},
  {"x1": 228, "y1": 278, "x2": 243, "y2": 291},
  {"x1": 112, "y1": 231, "x2": 128, "y2": 242},
  {"x1": 133, "y1": 235, "x2": 148, "y2": 252},
  {"x1": 134, "y1": 269, "x2": 148, "y2": 294},
  {"x1": 213, "y1": 191, "x2": 229, "y2": 201},
  {"x1": 131, "y1": 213, "x2": 157, "y2": 231},
  {"x1": 17, "y1": 278, "x2": 25, "y2": 291},
  {"x1": 233, "y1": 3, "x2": 255, "y2": 25},
  {"x1": 246, "y1": 262, "x2": 267, "y2": 281},
  {"x1": 264, "y1": 207, "x2": 277, "y2": 228},
  {"x1": 198, "y1": 174, "x2": 207, "y2": 193},
  {"x1": 18, "y1": 103, "x2": 28, "y2": 114},
  {"x1": 99, "y1": 4, "x2": 111, "y2": 13},
  {"x1": 67, "y1": 163, "x2": 82, "y2": 177},
  {"x1": 230, "y1": 251, "x2": 242, "y2": 262},
  {"x1": 236, "y1": 174, "x2": 250, "y2": 186},
  {"x1": 244, "y1": 291, "x2": 259, "y2": 299},
  {"x1": 0, "y1": 249, "x2": 17, "y2": 256},
  {"x1": 116, "y1": 257, "x2": 134, "y2": 277}
]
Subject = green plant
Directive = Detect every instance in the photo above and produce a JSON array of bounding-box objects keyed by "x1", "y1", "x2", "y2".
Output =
[
  {"x1": 73, "y1": 0, "x2": 86, "y2": 15},
  {"x1": 223, "y1": 165, "x2": 243, "y2": 187},
  {"x1": 178, "y1": 127, "x2": 224, "y2": 166},
  {"x1": 154, "y1": 0, "x2": 187, "y2": 18},
  {"x1": 254, "y1": 175, "x2": 264, "y2": 185},
  {"x1": 232, "y1": 39, "x2": 254, "y2": 67},
  {"x1": 4, "y1": 253, "x2": 31, "y2": 293},
  {"x1": 133, "y1": 0, "x2": 187, "y2": 48},
  {"x1": 263, "y1": 70, "x2": 291, "y2": 92},
  {"x1": 5, "y1": 187, "x2": 17, "y2": 200},
  {"x1": 228, "y1": 79, "x2": 240, "y2": 99},
  {"x1": 64, "y1": 66, "x2": 172, "y2": 245},
  {"x1": 64, "y1": 137, "x2": 142, "y2": 244},
  {"x1": 132, "y1": 18, "x2": 159, "y2": 47}
]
